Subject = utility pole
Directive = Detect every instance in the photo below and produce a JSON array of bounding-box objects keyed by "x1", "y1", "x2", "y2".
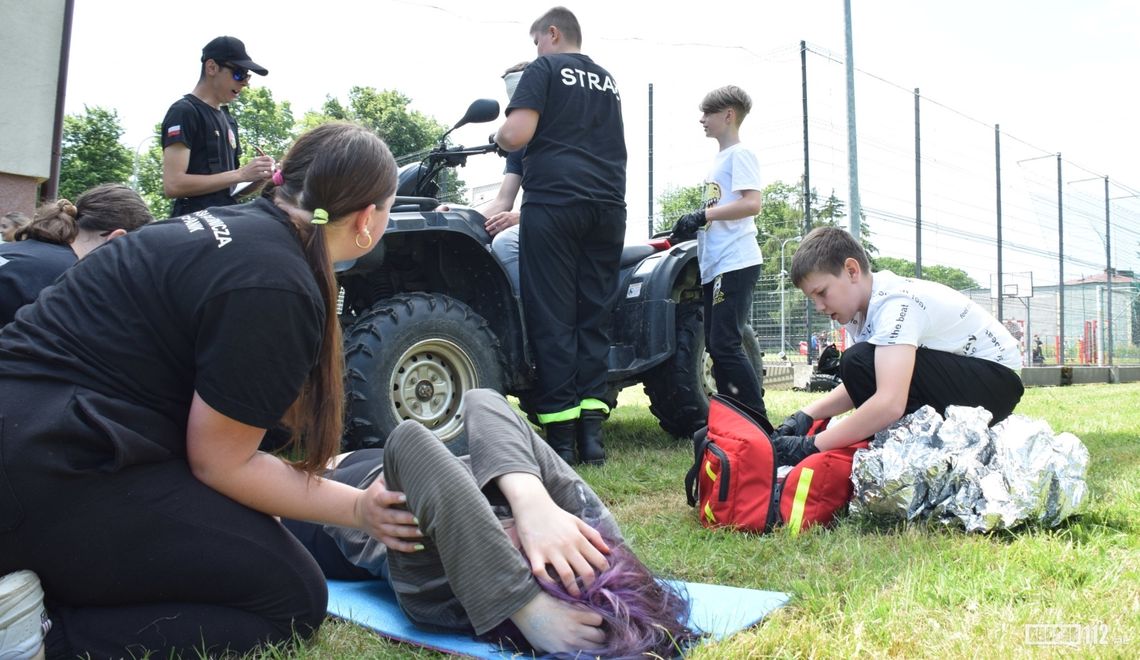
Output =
[
  {"x1": 995, "y1": 125, "x2": 1003, "y2": 322},
  {"x1": 914, "y1": 88, "x2": 922, "y2": 278},
  {"x1": 843, "y1": 0, "x2": 862, "y2": 240},
  {"x1": 647, "y1": 83, "x2": 654, "y2": 238}
]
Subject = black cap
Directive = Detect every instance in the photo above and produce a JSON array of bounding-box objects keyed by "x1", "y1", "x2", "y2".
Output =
[{"x1": 201, "y1": 36, "x2": 268, "y2": 76}]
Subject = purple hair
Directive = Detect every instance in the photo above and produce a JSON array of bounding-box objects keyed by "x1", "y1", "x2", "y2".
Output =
[{"x1": 485, "y1": 533, "x2": 700, "y2": 658}]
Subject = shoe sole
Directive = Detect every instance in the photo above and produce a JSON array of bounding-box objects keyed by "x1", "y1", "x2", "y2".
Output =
[{"x1": 0, "y1": 571, "x2": 46, "y2": 660}]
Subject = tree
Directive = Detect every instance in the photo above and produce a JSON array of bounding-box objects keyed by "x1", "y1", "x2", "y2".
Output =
[
  {"x1": 654, "y1": 185, "x2": 703, "y2": 233},
  {"x1": 303, "y1": 87, "x2": 465, "y2": 203},
  {"x1": 815, "y1": 190, "x2": 846, "y2": 224},
  {"x1": 921, "y1": 265, "x2": 981, "y2": 290},
  {"x1": 870, "y1": 256, "x2": 980, "y2": 290},
  {"x1": 227, "y1": 86, "x2": 296, "y2": 162},
  {"x1": 756, "y1": 181, "x2": 802, "y2": 237},
  {"x1": 656, "y1": 180, "x2": 814, "y2": 241},
  {"x1": 306, "y1": 87, "x2": 447, "y2": 161},
  {"x1": 59, "y1": 106, "x2": 132, "y2": 201},
  {"x1": 757, "y1": 182, "x2": 857, "y2": 277},
  {"x1": 653, "y1": 179, "x2": 865, "y2": 276},
  {"x1": 135, "y1": 127, "x2": 171, "y2": 219},
  {"x1": 873, "y1": 256, "x2": 917, "y2": 278}
]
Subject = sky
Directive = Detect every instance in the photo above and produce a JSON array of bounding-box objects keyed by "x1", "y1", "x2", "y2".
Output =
[{"x1": 63, "y1": 0, "x2": 1140, "y2": 284}]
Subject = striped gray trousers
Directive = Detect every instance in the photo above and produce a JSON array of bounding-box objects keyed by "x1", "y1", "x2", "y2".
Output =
[{"x1": 317, "y1": 389, "x2": 620, "y2": 634}]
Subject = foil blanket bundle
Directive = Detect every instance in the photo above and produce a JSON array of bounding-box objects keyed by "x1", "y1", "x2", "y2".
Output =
[{"x1": 850, "y1": 406, "x2": 1089, "y2": 532}]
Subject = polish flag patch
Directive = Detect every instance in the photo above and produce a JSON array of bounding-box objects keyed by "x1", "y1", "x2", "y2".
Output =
[{"x1": 167, "y1": 125, "x2": 182, "y2": 138}]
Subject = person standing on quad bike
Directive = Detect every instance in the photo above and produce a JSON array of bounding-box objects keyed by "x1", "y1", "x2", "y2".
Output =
[
  {"x1": 494, "y1": 7, "x2": 627, "y2": 466},
  {"x1": 670, "y1": 85, "x2": 767, "y2": 417},
  {"x1": 481, "y1": 61, "x2": 529, "y2": 296},
  {"x1": 437, "y1": 62, "x2": 529, "y2": 295}
]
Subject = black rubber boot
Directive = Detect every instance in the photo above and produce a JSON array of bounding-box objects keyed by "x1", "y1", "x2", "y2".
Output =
[
  {"x1": 577, "y1": 410, "x2": 606, "y2": 466},
  {"x1": 543, "y1": 420, "x2": 579, "y2": 465}
]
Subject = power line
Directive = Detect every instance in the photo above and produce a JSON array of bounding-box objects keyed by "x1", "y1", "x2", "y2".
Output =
[{"x1": 800, "y1": 43, "x2": 1137, "y2": 192}]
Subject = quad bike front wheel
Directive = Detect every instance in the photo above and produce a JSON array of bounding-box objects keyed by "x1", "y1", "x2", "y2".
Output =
[{"x1": 343, "y1": 293, "x2": 505, "y2": 455}]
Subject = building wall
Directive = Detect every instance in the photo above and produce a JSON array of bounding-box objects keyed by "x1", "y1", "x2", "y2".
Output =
[{"x1": 0, "y1": 0, "x2": 67, "y2": 216}]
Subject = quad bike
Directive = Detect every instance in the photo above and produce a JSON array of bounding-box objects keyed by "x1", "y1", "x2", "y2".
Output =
[{"x1": 335, "y1": 99, "x2": 764, "y2": 454}]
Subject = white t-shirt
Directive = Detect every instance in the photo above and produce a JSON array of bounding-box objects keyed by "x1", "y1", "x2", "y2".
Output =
[
  {"x1": 846, "y1": 270, "x2": 1022, "y2": 371},
  {"x1": 696, "y1": 143, "x2": 764, "y2": 284}
]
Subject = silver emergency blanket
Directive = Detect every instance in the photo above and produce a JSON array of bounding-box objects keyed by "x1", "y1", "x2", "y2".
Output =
[{"x1": 850, "y1": 405, "x2": 1088, "y2": 532}]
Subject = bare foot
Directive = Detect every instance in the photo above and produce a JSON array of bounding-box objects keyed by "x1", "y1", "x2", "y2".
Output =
[{"x1": 510, "y1": 591, "x2": 605, "y2": 654}]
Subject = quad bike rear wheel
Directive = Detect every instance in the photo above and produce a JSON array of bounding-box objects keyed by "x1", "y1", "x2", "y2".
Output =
[{"x1": 645, "y1": 303, "x2": 765, "y2": 437}]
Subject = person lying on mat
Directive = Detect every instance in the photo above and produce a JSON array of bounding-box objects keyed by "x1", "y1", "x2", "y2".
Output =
[
  {"x1": 773, "y1": 226, "x2": 1024, "y2": 467},
  {"x1": 283, "y1": 389, "x2": 697, "y2": 657}
]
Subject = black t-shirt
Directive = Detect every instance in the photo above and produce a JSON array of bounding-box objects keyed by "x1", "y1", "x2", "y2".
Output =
[
  {"x1": 0, "y1": 239, "x2": 77, "y2": 327},
  {"x1": 161, "y1": 94, "x2": 241, "y2": 216},
  {"x1": 504, "y1": 148, "x2": 524, "y2": 177},
  {"x1": 0, "y1": 199, "x2": 324, "y2": 460},
  {"x1": 507, "y1": 53, "x2": 626, "y2": 207}
]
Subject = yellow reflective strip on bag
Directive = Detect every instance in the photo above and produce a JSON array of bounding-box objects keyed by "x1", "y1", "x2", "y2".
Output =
[
  {"x1": 703, "y1": 501, "x2": 716, "y2": 524},
  {"x1": 787, "y1": 467, "x2": 815, "y2": 537},
  {"x1": 705, "y1": 459, "x2": 716, "y2": 482}
]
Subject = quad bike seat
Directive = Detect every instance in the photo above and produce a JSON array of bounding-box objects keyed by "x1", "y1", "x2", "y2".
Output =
[{"x1": 620, "y1": 243, "x2": 658, "y2": 268}]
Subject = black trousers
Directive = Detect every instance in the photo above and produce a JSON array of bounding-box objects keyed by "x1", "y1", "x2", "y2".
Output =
[
  {"x1": 839, "y1": 342, "x2": 1025, "y2": 424},
  {"x1": 519, "y1": 202, "x2": 626, "y2": 416},
  {"x1": 703, "y1": 265, "x2": 765, "y2": 415},
  {"x1": 0, "y1": 379, "x2": 327, "y2": 659}
]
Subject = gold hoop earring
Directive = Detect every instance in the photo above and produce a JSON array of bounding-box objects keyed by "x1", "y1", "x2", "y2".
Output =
[{"x1": 355, "y1": 231, "x2": 373, "y2": 250}]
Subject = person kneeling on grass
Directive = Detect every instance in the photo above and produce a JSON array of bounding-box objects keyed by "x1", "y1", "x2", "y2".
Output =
[
  {"x1": 283, "y1": 389, "x2": 696, "y2": 658},
  {"x1": 0, "y1": 122, "x2": 406, "y2": 659},
  {"x1": 771, "y1": 226, "x2": 1024, "y2": 466}
]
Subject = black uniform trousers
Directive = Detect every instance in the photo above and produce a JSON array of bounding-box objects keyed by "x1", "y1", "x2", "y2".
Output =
[
  {"x1": 702, "y1": 265, "x2": 766, "y2": 415},
  {"x1": 519, "y1": 202, "x2": 626, "y2": 416},
  {"x1": 0, "y1": 378, "x2": 327, "y2": 659},
  {"x1": 839, "y1": 341, "x2": 1025, "y2": 424}
]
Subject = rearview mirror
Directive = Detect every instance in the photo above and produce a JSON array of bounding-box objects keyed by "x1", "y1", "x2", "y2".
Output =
[{"x1": 452, "y1": 99, "x2": 501, "y2": 130}]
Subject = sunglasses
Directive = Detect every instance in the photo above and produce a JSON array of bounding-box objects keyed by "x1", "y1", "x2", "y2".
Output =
[{"x1": 219, "y1": 62, "x2": 251, "y2": 82}]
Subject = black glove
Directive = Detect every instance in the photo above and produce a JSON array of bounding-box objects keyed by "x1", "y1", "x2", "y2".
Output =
[
  {"x1": 774, "y1": 410, "x2": 814, "y2": 438},
  {"x1": 772, "y1": 434, "x2": 819, "y2": 468},
  {"x1": 669, "y1": 209, "x2": 707, "y2": 242},
  {"x1": 489, "y1": 133, "x2": 509, "y2": 157}
]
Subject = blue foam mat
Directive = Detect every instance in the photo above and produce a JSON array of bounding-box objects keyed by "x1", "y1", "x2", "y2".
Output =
[{"x1": 327, "y1": 578, "x2": 790, "y2": 658}]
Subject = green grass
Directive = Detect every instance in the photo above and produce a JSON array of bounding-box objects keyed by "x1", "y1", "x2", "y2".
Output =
[{"x1": 282, "y1": 384, "x2": 1140, "y2": 658}]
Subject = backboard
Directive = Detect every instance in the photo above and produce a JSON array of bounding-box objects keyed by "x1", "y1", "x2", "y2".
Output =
[{"x1": 990, "y1": 271, "x2": 1034, "y2": 299}]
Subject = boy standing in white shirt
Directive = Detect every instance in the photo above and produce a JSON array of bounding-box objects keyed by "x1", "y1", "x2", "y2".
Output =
[{"x1": 672, "y1": 85, "x2": 766, "y2": 415}]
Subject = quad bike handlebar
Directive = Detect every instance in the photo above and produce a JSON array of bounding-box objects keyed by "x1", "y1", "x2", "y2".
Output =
[{"x1": 403, "y1": 141, "x2": 503, "y2": 202}]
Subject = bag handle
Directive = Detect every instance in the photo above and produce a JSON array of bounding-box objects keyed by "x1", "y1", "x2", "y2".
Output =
[
  {"x1": 684, "y1": 426, "x2": 710, "y2": 507},
  {"x1": 711, "y1": 393, "x2": 776, "y2": 436}
]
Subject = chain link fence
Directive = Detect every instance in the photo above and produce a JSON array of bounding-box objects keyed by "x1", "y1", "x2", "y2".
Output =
[
  {"x1": 751, "y1": 273, "x2": 1140, "y2": 370},
  {"x1": 660, "y1": 42, "x2": 1140, "y2": 369}
]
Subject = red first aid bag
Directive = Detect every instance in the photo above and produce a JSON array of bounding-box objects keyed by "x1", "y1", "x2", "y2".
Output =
[
  {"x1": 684, "y1": 395, "x2": 778, "y2": 533},
  {"x1": 777, "y1": 438, "x2": 869, "y2": 535},
  {"x1": 685, "y1": 394, "x2": 865, "y2": 535}
]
